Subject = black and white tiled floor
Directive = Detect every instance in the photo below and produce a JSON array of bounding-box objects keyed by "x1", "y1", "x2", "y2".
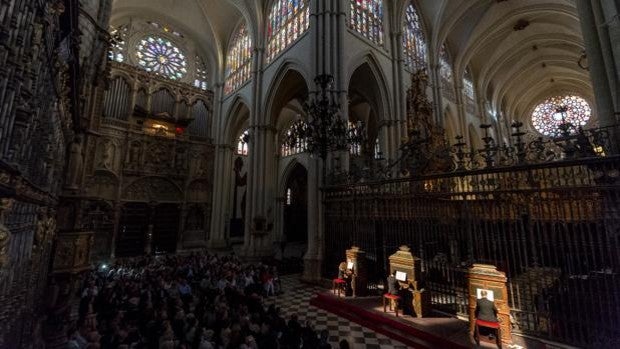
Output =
[{"x1": 267, "y1": 274, "x2": 409, "y2": 349}]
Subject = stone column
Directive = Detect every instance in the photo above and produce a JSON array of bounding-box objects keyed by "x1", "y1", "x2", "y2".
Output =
[
  {"x1": 177, "y1": 202, "x2": 187, "y2": 251},
  {"x1": 109, "y1": 202, "x2": 122, "y2": 259},
  {"x1": 575, "y1": 0, "x2": 618, "y2": 127},
  {"x1": 430, "y1": 64, "x2": 444, "y2": 126},
  {"x1": 303, "y1": 157, "x2": 321, "y2": 282},
  {"x1": 390, "y1": 30, "x2": 406, "y2": 158},
  {"x1": 455, "y1": 81, "x2": 467, "y2": 140},
  {"x1": 145, "y1": 202, "x2": 156, "y2": 255},
  {"x1": 208, "y1": 144, "x2": 233, "y2": 249}
]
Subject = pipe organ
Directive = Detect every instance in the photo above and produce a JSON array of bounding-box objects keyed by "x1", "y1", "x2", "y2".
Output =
[{"x1": 59, "y1": 61, "x2": 216, "y2": 260}]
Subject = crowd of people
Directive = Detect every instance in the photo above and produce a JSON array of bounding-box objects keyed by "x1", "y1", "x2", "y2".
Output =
[{"x1": 66, "y1": 253, "x2": 348, "y2": 349}]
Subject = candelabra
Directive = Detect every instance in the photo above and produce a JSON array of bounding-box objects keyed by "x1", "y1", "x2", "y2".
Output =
[{"x1": 285, "y1": 74, "x2": 366, "y2": 163}]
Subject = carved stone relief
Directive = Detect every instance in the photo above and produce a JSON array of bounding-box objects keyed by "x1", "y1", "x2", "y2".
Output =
[
  {"x1": 97, "y1": 138, "x2": 120, "y2": 172},
  {"x1": 187, "y1": 179, "x2": 211, "y2": 202},
  {"x1": 122, "y1": 177, "x2": 183, "y2": 202},
  {"x1": 84, "y1": 171, "x2": 119, "y2": 201}
]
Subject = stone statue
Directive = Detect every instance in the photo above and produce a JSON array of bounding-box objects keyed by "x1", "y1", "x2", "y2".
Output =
[
  {"x1": 0, "y1": 225, "x2": 9, "y2": 269},
  {"x1": 175, "y1": 147, "x2": 188, "y2": 171},
  {"x1": 128, "y1": 141, "x2": 141, "y2": 166},
  {"x1": 0, "y1": 199, "x2": 13, "y2": 269},
  {"x1": 46, "y1": 208, "x2": 57, "y2": 241},
  {"x1": 65, "y1": 135, "x2": 83, "y2": 189},
  {"x1": 100, "y1": 140, "x2": 114, "y2": 169},
  {"x1": 33, "y1": 208, "x2": 48, "y2": 251}
]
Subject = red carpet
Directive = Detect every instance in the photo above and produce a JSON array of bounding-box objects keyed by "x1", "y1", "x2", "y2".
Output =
[{"x1": 310, "y1": 292, "x2": 471, "y2": 349}]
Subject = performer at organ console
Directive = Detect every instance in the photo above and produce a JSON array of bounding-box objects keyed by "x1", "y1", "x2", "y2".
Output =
[
  {"x1": 387, "y1": 272, "x2": 400, "y2": 295},
  {"x1": 338, "y1": 261, "x2": 355, "y2": 296}
]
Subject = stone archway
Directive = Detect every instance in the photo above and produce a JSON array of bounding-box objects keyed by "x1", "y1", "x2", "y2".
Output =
[
  {"x1": 116, "y1": 177, "x2": 183, "y2": 257},
  {"x1": 281, "y1": 162, "x2": 308, "y2": 260}
]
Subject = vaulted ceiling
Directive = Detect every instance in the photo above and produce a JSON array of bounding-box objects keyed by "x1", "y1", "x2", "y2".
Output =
[{"x1": 111, "y1": 0, "x2": 592, "y2": 121}]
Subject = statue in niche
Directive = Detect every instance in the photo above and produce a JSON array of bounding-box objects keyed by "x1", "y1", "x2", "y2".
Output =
[
  {"x1": 46, "y1": 208, "x2": 57, "y2": 241},
  {"x1": 0, "y1": 227, "x2": 9, "y2": 269},
  {"x1": 100, "y1": 140, "x2": 114, "y2": 170},
  {"x1": 127, "y1": 141, "x2": 141, "y2": 167},
  {"x1": 0, "y1": 199, "x2": 13, "y2": 269},
  {"x1": 33, "y1": 208, "x2": 48, "y2": 251},
  {"x1": 65, "y1": 135, "x2": 84, "y2": 189},
  {"x1": 185, "y1": 206, "x2": 203, "y2": 231},
  {"x1": 175, "y1": 147, "x2": 188, "y2": 171}
]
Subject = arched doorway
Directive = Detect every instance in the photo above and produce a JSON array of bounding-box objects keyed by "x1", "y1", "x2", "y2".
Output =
[
  {"x1": 116, "y1": 177, "x2": 183, "y2": 257},
  {"x1": 282, "y1": 163, "x2": 308, "y2": 251}
]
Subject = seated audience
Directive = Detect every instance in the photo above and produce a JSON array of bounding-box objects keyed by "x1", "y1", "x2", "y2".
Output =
[{"x1": 70, "y1": 252, "x2": 344, "y2": 348}]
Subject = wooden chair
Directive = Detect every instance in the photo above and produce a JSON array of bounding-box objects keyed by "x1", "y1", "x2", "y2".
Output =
[
  {"x1": 332, "y1": 278, "x2": 346, "y2": 297},
  {"x1": 474, "y1": 319, "x2": 502, "y2": 348},
  {"x1": 382, "y1": 293, "x2": 401, "y2": 317}
]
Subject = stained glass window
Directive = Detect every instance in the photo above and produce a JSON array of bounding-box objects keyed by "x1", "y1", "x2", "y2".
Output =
[
  {"x1": 237, "y1": 129, "x2": 250, "y2": 155},
  {"x1": 463, "y1": 68, "x2": 475, "y2": 114},
  {"x1": 267, "y1": 0, "x2": 310, "y2": 63},
  {"x1": 349, "y1": 0, "x2": 384, "y2": 46},
  {"x1": 194, "y1": 56, "x2": 208, "y2": 90},
  {"x1": 225, "y1": 22, "x2": 253, "y2": 95},
  {"x1": 136, "y1": 36, "x2": 187, "y2": 80},
  {"x1": 374, "y1": 138, "x2": 382, "y2": 159},
  {"x1": 281, "y1": 119, "x2": 308, "y2": 156},
  {"x1": 531, "y1": 95, "x2": 591, "y2": 137},
  {"x1": 402, "y1": 2, "x2": 427, "y2": 71},
  {"x1": 108, "y1": 25, "x2": 128, "y2": 62},
  {"x1": 147, "y1": 21, "x2": 184, "y2": 38},
  {"x1": 439, "y1": 45, "x2": 455, "y2": 102}
]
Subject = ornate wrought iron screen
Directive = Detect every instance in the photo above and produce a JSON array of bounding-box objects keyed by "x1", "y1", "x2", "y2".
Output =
[{"x1": 323, "y1": 155, "x2": 620, "y2": 347}]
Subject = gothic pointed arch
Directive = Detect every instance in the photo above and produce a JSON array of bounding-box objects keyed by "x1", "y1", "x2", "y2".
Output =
[
  {"x1": 223, "y1": 96, "x2": 251, "y2": 146},
  {"x1": 347, "y1": 53, "x2": 392, "y2": 122},
  {"x1": 263, "y1": 62, "x2": 310, "y2": 128}
]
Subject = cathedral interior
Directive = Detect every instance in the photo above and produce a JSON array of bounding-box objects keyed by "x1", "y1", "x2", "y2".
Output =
[{"x1": 0, "y1": 0, "x2": 619, "y2": 348}]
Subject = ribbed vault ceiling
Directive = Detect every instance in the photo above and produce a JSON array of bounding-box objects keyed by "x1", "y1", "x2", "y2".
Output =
[{"x1": 111, "y1": 0, "x2": 592, "y2": 122}]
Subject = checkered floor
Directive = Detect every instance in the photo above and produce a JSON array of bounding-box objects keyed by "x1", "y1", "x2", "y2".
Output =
[{"x1": 266, "y1": 275, "x2": 409, "y2": 349}]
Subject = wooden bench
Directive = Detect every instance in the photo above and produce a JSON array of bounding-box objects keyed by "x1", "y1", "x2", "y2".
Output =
[
  {"x1": 474, "y1": 319, "x2": 502, "y2": 348},
  {"x1": 383, "y1": 293, "x2": 401, "y2": 317},
  {"x1": 332, "y1": 278, "x2": 347, "y2": 297}
]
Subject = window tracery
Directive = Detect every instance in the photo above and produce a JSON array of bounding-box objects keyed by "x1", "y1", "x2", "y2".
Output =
[
  {"x1": 136, "y1": 36, "x2": 188, "y2": 80},
  {"x1": 281, "y1": 120, "x2": 308, "y2": 156},
  {"x1": 267, "y1": 0, "x2": 310, "y2": 63},
  {"x1": 402, "y1": 2, "x2": 427, "y2": 71},
  {"x1": 108, "y1": 25, "x2": 128, "y2": 63},
  {"x1": 439, "y1": 45, "x2": 455, "y2": 102},
  {"x1": 463, "y1": 68, "x2": 475, "y2": 114},
  {"x1": 225, "y1": 22, "x2": 253, "y2": 95},
  {"x1": 349, "y1": 0, "x2": 384, "y2": 45},
  {"x1": 194, "y1": 56, "x2": 209, "y2": 90},
  {"x1": 237, "y1": 129, "x2": 250, "y2": 156},
  {"x1": 531, "y1": 95, "x2": 591, "y2": 137}
]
